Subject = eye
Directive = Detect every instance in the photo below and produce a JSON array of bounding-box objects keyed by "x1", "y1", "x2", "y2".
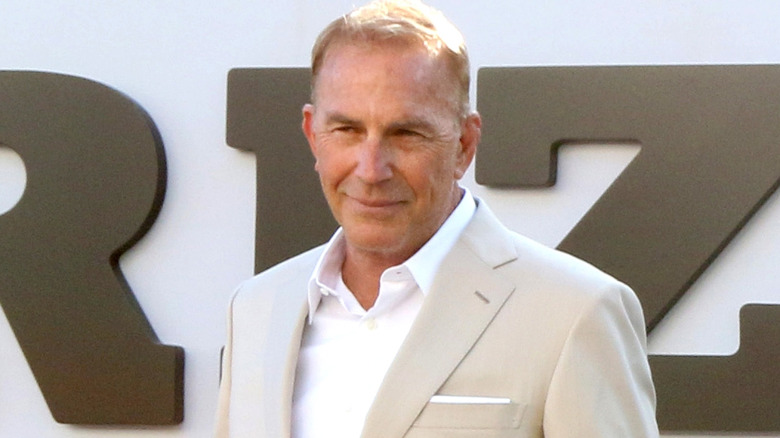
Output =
[
  {"x1": 396, "y1": 128, "x2": 425, "y2": 138},
  {"x1": 333, "y1": 125, "x2": 358, "y2": 134}
]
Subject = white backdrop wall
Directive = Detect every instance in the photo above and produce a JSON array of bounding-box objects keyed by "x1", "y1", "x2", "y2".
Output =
[{"x1": 1, "y1": 1, "x2": 779, "y2": 437}]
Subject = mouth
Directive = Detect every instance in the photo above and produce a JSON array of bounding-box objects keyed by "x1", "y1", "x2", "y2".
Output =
[
  {"x1": 353, "y1": 197, "x2": 401, "y2": 207},
  {"x1": 345, "y1": 194, "x2": 404, "y2": 212}
]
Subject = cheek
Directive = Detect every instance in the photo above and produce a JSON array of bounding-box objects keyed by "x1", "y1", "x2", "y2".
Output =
[
  {"x1": 314, "y1": 146, "x2": 350, "y2": 187},
  {"x1": 404, "y1": 156, "x2": 451, "y2": 194}
]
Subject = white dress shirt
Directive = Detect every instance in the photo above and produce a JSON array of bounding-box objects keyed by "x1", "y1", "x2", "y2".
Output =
[{"x1": 291, "y1": 189, "x2": 476, "y2": 438}]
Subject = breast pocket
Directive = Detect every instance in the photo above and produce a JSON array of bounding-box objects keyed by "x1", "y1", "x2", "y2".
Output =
[{"x1": 405, "y1": 401, "x2": 528, "y2": 437}]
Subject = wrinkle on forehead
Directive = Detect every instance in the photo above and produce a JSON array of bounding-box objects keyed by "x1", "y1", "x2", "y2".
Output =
[{"x1": 312, "y1": 41, "x2": 461, "y2": 119}]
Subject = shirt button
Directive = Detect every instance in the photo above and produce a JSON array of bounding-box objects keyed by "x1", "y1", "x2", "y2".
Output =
[{"x1": 363, "y1": 318, "x2": 378, "y2": 330}]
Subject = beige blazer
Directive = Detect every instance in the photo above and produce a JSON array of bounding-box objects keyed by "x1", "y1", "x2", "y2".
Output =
[{"x1": 214, "y1": 201, "x2": 658, "y2": 437}]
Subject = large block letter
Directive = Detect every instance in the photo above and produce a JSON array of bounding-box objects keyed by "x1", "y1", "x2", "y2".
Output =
[
  {"x1": 477, "y1": 65, "x2": 780, "y2": 431},
  {"x1": 226, "y1": 68, "x2": 337, "y2": 273},
  {"x1": 0, "y1": 71, "x2": 184, "y2": 424}
]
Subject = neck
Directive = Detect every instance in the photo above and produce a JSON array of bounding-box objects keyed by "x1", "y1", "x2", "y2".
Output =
[{"x1": 340, "y1": 186, "x2": 466, "y2": 309}]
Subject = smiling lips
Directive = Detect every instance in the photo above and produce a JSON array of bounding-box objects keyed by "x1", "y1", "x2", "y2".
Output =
[
  {"x1": 354, "y1": 197, "x2": 400, "y2": 207},
  {"x1": 345, "y1": 194, "x2": 405, "y2": 213}
]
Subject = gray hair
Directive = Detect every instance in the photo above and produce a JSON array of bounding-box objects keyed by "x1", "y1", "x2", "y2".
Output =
[{"x1": 310, "y1": 0, "x2": 471, "y2": 117}]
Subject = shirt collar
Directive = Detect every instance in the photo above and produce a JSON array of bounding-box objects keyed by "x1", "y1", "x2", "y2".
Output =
[
  {"x1": 403, "y1": 187, "x2": 475, "y2": 295},
  {"x1": 307, "y1": 188, "x2": 476, "y2": 323}
]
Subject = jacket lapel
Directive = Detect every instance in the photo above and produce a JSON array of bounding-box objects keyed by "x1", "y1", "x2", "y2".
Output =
[
  {"x1": 226, "y1": 249, "x2": 318, "y2": 438},
  {"x1": 361, "y1": 202, "x2": 519, "y2": 438},
  {"x1": 260, "y1": 283, "x2": 309, "y2": 437}
]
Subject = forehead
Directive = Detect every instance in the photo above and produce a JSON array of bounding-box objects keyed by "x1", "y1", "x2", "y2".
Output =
[{"x1": 313, "y1": 41, "x2": 459, "y2": 116}]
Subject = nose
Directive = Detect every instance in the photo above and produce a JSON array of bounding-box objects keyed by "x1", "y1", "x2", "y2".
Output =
[{"x1": 354, "y1": 136, "x2": 393, "y2": 184}]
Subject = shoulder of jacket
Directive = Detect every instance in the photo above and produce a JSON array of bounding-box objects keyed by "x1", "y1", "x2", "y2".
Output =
[{"x1": 231, "y1": 244, "x2": 326, "y2": 301}]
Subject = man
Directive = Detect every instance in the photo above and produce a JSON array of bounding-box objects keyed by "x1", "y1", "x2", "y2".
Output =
[{"x1": 215, "y1": 1, "x2": 658, "y2": 437}]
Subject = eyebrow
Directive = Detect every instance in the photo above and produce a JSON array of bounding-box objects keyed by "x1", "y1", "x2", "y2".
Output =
[
  {"x1": 323, "y1": 112, "x2": 361, "y2": 127},
  {"x1": 388, "y1": 118, "x2": 435, "y2": 132},
  {"x1": 322, "y1": 111, "x2": 439, "y2": 134}
]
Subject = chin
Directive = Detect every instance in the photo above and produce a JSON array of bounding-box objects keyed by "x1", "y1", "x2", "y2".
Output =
[
  {"x1": 344, "y1": 227, "x2": 407, "y2": 255},
  {"x1": 350, "y1": 235, "x2": 402, "y2": 252}
]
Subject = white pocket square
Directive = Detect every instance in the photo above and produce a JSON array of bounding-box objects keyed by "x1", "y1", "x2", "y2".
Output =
[{"x1": 429, "y1": 395, "x2": 511, "y2": 404}]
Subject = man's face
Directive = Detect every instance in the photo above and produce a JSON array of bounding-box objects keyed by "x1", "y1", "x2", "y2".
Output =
[{"x1": 302, "y1": 41, "x2": 480, "y2": 263}]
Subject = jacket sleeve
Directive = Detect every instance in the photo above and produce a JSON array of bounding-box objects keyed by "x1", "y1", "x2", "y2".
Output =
[
  {"x1": 213, "y1": 290, "x2": 237, "y2": 438},
  {"x1": 542, "y1": 283, "x2": 659, "y2": 437}
]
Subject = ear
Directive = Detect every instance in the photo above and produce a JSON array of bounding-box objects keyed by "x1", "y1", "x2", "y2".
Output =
[
  {"x1": 454, "y1": 112, "x2": 481, "y2": 179},
  {"x1": 301, "y1": 103, "x2": 318, "y2": 159}
]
